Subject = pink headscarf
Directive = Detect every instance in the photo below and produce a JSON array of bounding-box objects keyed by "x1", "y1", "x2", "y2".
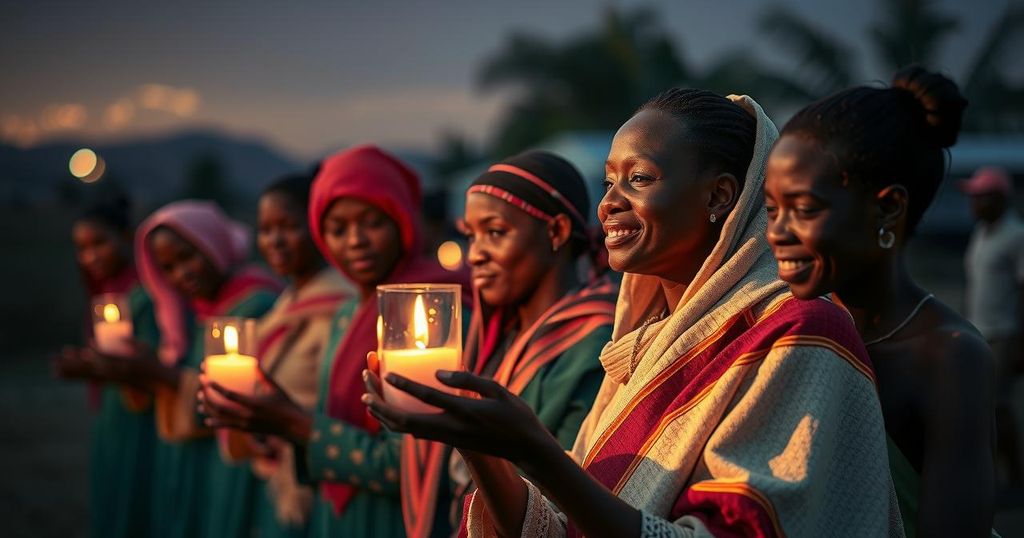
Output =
[{"x1": 136, "y1": 200, "x2": 275, "y2": 365}]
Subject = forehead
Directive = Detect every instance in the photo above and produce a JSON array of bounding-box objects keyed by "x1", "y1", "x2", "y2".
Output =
[
  {"x1": 464, "y1": 192, "x2": 534, "y2": 224},
  {"x1": 324, "y1": 197, "x2": 381, "y2": 219},
  {"x1": 766, "y1": 135, "x2": 840, "y2": 188},
  {"x1": 149, "y1": 227, "x2": 194, "y2": 253},
  {"x1": 72, "y1": 219, "x2": 112, "y2": 238},
  {"x1": 608, "y1": 110, "x2": 690, "y2": 163}
]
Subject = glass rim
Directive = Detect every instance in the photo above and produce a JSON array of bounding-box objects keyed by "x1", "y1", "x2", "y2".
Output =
[{"x1": 376, "y1": 283, "x2": 462, "y2": 294}]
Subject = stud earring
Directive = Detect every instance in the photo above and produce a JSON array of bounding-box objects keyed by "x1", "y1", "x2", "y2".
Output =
[
  {"x1": 709, "y1": 213, "x2": 717, "y2": 224},
  {"x1": 878, "y1": 228, "x2": 896, "y2": 249}
]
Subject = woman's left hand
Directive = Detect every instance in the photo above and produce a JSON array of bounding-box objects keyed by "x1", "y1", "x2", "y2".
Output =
[{"x1": 361, "y1": 352, "x2": 560, "y2": 469}]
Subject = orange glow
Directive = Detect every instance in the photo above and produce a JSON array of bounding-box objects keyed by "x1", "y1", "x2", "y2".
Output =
[
  {"x1": 102, "y1": 303, "x2": 121, "y2": 323},
  {"x1": 413, "y1": 295, "x2": 428, "y2": 349},
  {"x1": 69, "y1": 148, "x2": 97, "y2": 178},
  {"x1": 437, "y1": 240, "x2": 463, "y2": 271}
]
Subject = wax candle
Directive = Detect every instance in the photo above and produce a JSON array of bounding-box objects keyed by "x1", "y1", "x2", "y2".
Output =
[
  {"x1": 204, "y1": 324, "x2": 258, "y2": 400},
  {"x1": 93, "y1": 299, "x2": 132, "y2": 356},
  {"x1": 380, "y1": 293, "x2": 461, "y2": 414}
]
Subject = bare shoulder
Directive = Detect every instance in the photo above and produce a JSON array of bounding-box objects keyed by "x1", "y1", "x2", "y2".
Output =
[{"x1": 916, "y1": 300, "x2": 995, "y2": 385}]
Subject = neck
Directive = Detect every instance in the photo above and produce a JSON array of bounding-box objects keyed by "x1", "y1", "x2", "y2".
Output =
[
  {"x1": 660, "y1": 279, "x2": 688, "y2": 314},
  {"x1": 291, "y1": 262, "x2": 325, "y2": 292},
  {"x1": 516, "y1": 262, "x2": 581, "y2": 331},
  {"x1": 832, "y1": 251, "x2": 927, "y2": 342}
]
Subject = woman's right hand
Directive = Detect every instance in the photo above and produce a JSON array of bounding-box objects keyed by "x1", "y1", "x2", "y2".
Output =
[
  {"x1": 198, "y1": 371, "x2": 313, "y2": 445},
  {"x1": 52, "y1": 346, "x2": 100, "y2": 380}
]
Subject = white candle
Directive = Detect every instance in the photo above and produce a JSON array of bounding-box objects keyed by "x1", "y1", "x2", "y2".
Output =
[
  {"x1": 382, "y1": 294, "x2": 461, "y2": 414},
  {"x1": 204, "y1": 325, "x2": 258, "y2": 401},
  {"x1": 381, "y1": 347, "x2": 461, "y2": 414},
  {"x1": 94, "y1": 303, "x2": 132, "y2": 355}
]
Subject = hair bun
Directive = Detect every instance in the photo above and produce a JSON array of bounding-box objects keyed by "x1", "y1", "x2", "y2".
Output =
[{"x1": 892, "y1": 65, "x2": 968, "y2": 148}]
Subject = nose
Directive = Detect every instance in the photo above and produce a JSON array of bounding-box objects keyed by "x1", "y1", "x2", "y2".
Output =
[
  {"x1": 598, "y1": 181, "x2": 629, "y2": 223},
  {"x1": 345, "y1": 224, "x2": 369, "y2": 249},
  {"x1": 466, "y1": 238, "x2": 488, "y2": 266},
  {"x1": 765, "y1": 210, "x2": 796, "y2": 246}
]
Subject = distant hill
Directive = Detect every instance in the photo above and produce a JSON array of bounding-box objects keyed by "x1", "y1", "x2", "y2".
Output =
[{"x1": 0, "y1": 129, "x2": 301, "y2": 210}]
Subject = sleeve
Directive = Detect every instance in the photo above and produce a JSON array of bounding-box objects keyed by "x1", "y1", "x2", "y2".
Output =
[
  {"x1": 121, "y1": 287, "x2": 162, "y2": 412},
  {"x1": 653, "y1": 345, "x2": 902, "y2": 537},
  {"x1": 532, "y1": 328, "x2": 610, "y2": 449},
  {"x1": 464, "y1": 478, "x2": 567, "y2": 538},
  {"x1": 297, "y1": 412, "x2": 401, "y2": 495}
]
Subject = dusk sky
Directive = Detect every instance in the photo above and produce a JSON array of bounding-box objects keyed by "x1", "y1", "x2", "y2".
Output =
[{"x1": 1, "y1": 0, "x2": 1013, "y2": 160}]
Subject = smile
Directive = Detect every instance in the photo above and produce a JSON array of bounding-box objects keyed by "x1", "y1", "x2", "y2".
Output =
[
  {"x1": 776, "y1": 258, "x2": 814, "y2": 281},
  {"x1": 604, "y1": 227, "x2": 641, "y2": 247}
]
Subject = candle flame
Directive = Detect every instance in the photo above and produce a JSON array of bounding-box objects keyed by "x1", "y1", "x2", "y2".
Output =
[
  {"x1": 413, "y1": 295, "x2": 428, "y2": 349},
  {"x1": 102, "y1": 303, "x2": 120, "y2": 323},
  {"x1": 224, "y1": 325, "x2": 239, "y2": 354}
]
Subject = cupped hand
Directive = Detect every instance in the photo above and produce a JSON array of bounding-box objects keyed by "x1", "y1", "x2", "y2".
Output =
[
  {"x1": 198, "y1": 371, "x2": 313, "y2": 444},
  {"x1": 89, "y1": 339, "x2": 173, "y2": 390},
  {"x1": 52, "y1": 346, "x2": 100, "y2": 380},
  {"x1": 361, "y1": 355, "x2": 559, "y2": 468}
]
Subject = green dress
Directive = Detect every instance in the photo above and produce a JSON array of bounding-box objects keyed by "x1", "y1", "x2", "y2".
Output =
[
  {"x1": 297, "y1": 300, "x2": 406, "y2": 538},
  {"x1": 89, "y1": 284, "x2": 160, "y2": 538},
  {"x1": 151, "y1": 290, "x2": 278, "y2": 538}
]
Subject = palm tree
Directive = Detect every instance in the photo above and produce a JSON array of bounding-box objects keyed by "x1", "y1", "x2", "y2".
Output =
[
  {"x1": 477, "y1": 6, "x2": 689, "y2": 156},
  {"x1": 757, "y1": 0, "x2": 1024, "y2": 131}
]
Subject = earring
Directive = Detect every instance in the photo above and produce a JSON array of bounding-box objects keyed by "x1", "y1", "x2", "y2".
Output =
[
  {"x1": 709, "y1": 213, "x2": 717, "y2": 223},
  {"x1": 552, "y1": 243, "x2": 559, "y2": 253},
  {"x1": 878, "y1": 228, "x2": 895, "y2": 249}
]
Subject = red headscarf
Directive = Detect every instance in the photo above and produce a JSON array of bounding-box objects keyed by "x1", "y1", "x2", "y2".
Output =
[
  {"x1": 136, "y1": 200, "x2": 281, "y2": 365},
  {"x1": 309, "y1": 145, "x2": 469, "y2": 515}
]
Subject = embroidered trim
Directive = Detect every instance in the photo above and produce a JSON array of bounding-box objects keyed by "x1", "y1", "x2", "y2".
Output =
[{"x1": 640, "y1": 511, "x2": 685, "y2": 538}]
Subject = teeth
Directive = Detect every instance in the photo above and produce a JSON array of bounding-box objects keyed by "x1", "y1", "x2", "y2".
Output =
[
  {"x1": 778, "y1": 259, "x2": 810, "y2": 271},
  {"x1": 607, "y1": 229, "x2": 639, "y2": 238}
]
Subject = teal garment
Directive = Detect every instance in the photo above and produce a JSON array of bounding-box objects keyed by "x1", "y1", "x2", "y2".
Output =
[
  {"x1": 151, "y1": 290, "x2": 278, "y2": 538},
  {"x1": 295, "y1": 300, "x2": 406, "y2": 538},
  {"x1": 89, "y1": 284, "x2": 160, "y2": 538},
  {"x1": 517, "y1": 326, "x2": 611, "y2": 449}
]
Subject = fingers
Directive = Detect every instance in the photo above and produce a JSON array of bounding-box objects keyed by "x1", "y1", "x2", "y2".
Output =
[
  {"x1": 383, "y1": 373, "x2": 478, "y2": 413},
  {"x1": 435, "y1": 370, "x2": 507, "y2": 400},
  {"x1": 207, "y1": 380, "x2": 259, "y2": 407},
  {"x1": 366, "y1": 351, "x2": 380, "y2": 376},
  {"x1": 362, "y1": 369, "x2": 383, "y2": 398}
]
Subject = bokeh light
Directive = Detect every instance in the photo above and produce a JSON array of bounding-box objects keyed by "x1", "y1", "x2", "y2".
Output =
[
  {"x1": 69, "y1": 148, "x2": 97, "y2": 178},
  {"x1": 437, "y1": 240, "x2": 463, "y2": 271}
]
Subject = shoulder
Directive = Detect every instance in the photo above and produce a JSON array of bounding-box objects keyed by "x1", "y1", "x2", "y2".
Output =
[{"x1": 916, "y1": 303, "x2": 995, "y2": 384}]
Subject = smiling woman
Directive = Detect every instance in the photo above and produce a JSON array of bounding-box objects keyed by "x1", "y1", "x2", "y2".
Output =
[{"x1": 363, "y1": 90, "x2": 904, "y2": 538}]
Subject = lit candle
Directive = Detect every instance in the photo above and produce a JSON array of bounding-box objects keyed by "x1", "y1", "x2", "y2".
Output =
[
  {"x1": 94, "y1": 301, "x2": 132, "y2": 356},
  {"x1": 204, "y1": 324, "x2": 258, "y2": 401},
  {"x1": 380, "y1": 294, "x2": 461, "y2": 414}
]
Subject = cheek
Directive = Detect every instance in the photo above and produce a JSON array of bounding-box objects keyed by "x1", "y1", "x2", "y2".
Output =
[{"x1": 323, "y1": 234, "x2": 346, "y2": 265}]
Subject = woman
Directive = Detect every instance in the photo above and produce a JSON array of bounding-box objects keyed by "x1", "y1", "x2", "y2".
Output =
[
  {"x1": 365, "y1": 90, "x2": 904, "y2": 537},
  {"x1": 200, "y1": 145, "x2": 468, "y2": 538},
  {"x1": 250, "y1": 172, "x2": 352, "y2": 536},
  {"x1": 763, "y1": 66, "x2": 995, "y2": 537},
  {"x1": 402, "y1": 150, "x2": 617, "y2": 537},
  {"x1": 97, "y1": 200, "x2": 281, "y2": 538},
  {"x1": 54, "y1": 197, "x2": 160, "y2": 538}
]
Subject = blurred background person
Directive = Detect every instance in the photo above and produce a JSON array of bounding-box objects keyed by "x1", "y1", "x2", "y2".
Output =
[
  {"x1": 249, "y1": 170, "x2": 351, "y2": 537},
  {"x1": 962, "y1": 166, "x2": 1024, "y2": 490},
  {"x1": 54, "y1": 196, "x2": 160, "y2": 538}
]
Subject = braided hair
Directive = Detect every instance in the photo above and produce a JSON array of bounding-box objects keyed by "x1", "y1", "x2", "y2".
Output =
[
  {"x1": 637, "y1": 88, "x2": 757, "y2": 184},
  {"x1": 781, "y1": 65, "x2": 968, "y2": 234}
]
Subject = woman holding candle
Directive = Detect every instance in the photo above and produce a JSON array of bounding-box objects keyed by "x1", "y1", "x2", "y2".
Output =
[
  {"x1": 201, "y1": 145, "x2": 469, "y2": 538},
  {"x1": 394, "y1": 150, "x2": 618, "y2": 537},
  {"x1": 54, "y1": 197, "x2": 161, "y2": 538},
  {"x1": 364, "y1": 90, "x2": 904, "y2": 536},
  {"x1": 251, "y1": 171, "x2": 352, "y2": 537},
  {"x1": 763, "y1": 67, "x2": 995, "y2": 537},
  {"x1": 119, "y1": 200, "x2": 281, "y2": 538}
]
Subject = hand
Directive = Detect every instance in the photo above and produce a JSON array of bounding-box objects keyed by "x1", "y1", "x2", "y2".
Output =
[
  {"x1": 198, "y1": 370, "x2": 313, "y2": 444},
  {"x1": 361, "y1": 352, "x2": 560, "y2": 470},
  {"x1": 52, "y1": 346, "x2": 100, "y2": 380},
  {"x1": 89, "y1": 339, "x2": 175, "y2": 390}
]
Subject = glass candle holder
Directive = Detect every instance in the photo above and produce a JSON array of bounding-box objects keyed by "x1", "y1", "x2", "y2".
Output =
[
  {"x1": 92, "y1": 293, "x2": 133, "y2": 356},
  {"x1": 203, "y1": 317, "x2": 259, "y2": 403},
  {"x1": 377, "y1": 283, "x2": 462, "y2": 414}
]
